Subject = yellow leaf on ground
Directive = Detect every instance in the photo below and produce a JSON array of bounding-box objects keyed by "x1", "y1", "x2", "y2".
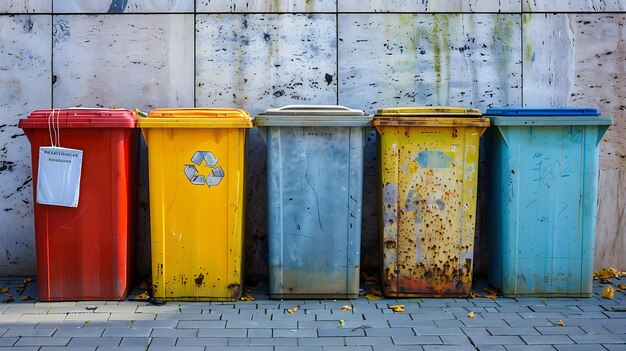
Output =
[
  {"x1": 20, "y1": 296, "x2": 32, "y2": 301},
  {"x1": 358, "y1": 291, "x2": 366, "y2": 296},
  {"x1": 365, "y1": 293, "x2": 383, "y2": 300},
  {"x1": 341, "y1": 305, "x2": 352, "y2": 311},
  {"x1": 467, "y1": 311, "x2": 475, "y2": 318},
  {"x1": 485, "y1": 293, "x2": 497, "y2": 300},
  {"x1": 0, "y1": 287, "x2": 8, "y2": 294},
  {"x1": 246, "y1": 288, "x2": 255, "y2": 293},
  {"x1": 287, "y1": 304, "x2": 300, "y2": 314},
  {"x1": 602, "y1": 286, "x2": 615, "y2": 299},
  {"x1": 558, "y1": 320, "x2": 565, "y2": 326},
  {"x1": 600, "y1": 278, "x2": 613, "y2": 284},
  {"x1": 389, "y1": 305, "x2": 405, "y2": 312},
  {"x1": 3, "y1": 294, "x2": 14, "y2": 303},
  {"x1": 134, "y1": 291, "x2": 149, "y2": 300},
  {"x1": 616, "y1": 284, "x2": 626, "y2": 291},
  {"x1": 370, "y1": 288, "x2": 383, "y2": 296},
  {"x1": 240, "y1": 293, "x2": 255, "y2": 302},
  {"x1": 469, "y1": 291, "x2": 481, "y2": 298},
  {"x1": 594, "y1": 268, "x2": 621, "y2": 279}
]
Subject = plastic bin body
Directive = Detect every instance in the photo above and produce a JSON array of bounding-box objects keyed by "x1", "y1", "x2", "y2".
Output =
[
  {"x1": 138, "y1": 108, "x2": 252, "y2": 301},
  {"x1": 374, "y1": 107, "x2": 489, "y2": 297},
  {"x1": 256, "y1": 105, "x2": 371, "y2": 299},
  {"x1": 18, "y1": 108, "x2": 137, "y2": 301},
  {"x1": 486, "y1": 108, "x2": 611, "y2": 297}
]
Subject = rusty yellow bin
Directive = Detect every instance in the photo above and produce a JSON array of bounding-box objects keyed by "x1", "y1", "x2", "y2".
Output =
[
  {"x1": 138, "y1": 108, "x2": 253, "y2": 301},
  {"x1": 374, "y1": 107, "x2": 489, "y2": 297}
]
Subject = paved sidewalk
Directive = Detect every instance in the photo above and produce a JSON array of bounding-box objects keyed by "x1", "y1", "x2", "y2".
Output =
[{"x1": 0, "y1": 276, "x2": 625, "y2": 350}]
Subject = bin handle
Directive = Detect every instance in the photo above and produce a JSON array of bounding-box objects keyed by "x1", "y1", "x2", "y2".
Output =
[{"x1": 272, "y1": 105, "x2": 355, "y2": 112}]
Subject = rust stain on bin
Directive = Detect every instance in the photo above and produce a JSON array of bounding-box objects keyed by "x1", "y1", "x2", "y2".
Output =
[{"x1": 375, "y1": 108, "x2": 488, "y2": 298}]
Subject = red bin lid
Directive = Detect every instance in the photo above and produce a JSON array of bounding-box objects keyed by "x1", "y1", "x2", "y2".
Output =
[{"x1": 18, "y1": 108, "x2": 137, "y2": 129}]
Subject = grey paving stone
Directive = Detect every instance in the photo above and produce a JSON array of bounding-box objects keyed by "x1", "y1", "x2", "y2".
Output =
[
  {"x1": 227, "y1": 337, "x2": 297, "y2": 346},
  {"x1": 196, "y1": 328, "x2": 248, "y2": 338},
  {"x1": 318, "y1": 328, "x2": 366, "y2": 337},
  {"x1": 149, "y1": 337, "x2": 176, "y2": 346},
  {"x1": 461, "y1": 327, "x2": 490, "y2": 336},
  {"x1": 0, "y1": 347, "x2": 38, "y2": 351},
  {"x1": 434, "y1": 320, "x2": 464, "y2": 327},
  {"x1": 605, "y1": 345, "x2": 626, "y2": 351},
  {"x1": 391, "y1": 335, "x2": 442, "y2": 345},
  {"x1": 40, "y1": 347, "x2": 97, "y2": 351},
  {"x1": 120, "y1": 337, "x2": 151, "y2": 346},
  {"x1": 469, "y1": 335, "x2": 524, "y2": 346},
  {"x1": 363, "y1": 312, "x2": 412, "y2": 321},
  {"x1": 389, "y1": 319, "x2": 437, "y2": 327},
  {"x1": 420, "y1": 346, "x2": 476, "y2": 351},
  {"x1": 3, "y1": 327, "x2": 57, "y2": 337},
  {"x1": 175, "y1": 337, "x2": 228, "y2": 346},
  {"x1": 345, "y1": 336, "x2": 393, "y2": 345},
  {"x1": 64, "y1": 313, "x2": 111, "y2": 321},
  {"x1": 82, "y1": 321, "x2": 132, "y2": 328},
  {"x1": 366, "y1": 327, "x2": 415, "y2": 337},
  {"x1": 14, "y1": 337, "x2": 71, "y2": 346},
  {"x1": 246, "y1": 329, "x2": 272, "y2": 337},
  {"x1": 487, "y1": 327, "x2": 540, "y2": 335},
  {"x1": 0, "y1": 338, "x2": 17, "y2": 347},
  {"x1": 505, "y1": 318, "x2": 554, "y2": 327},
  {"x1": 342, "y1": 319, "x2": 390, "y2": 329},
  {"x1": 580, "y1": 325, "x2": 612, "y2": 334},
  {"x1": 151, "y1": 328, "x2": 198, "y2": 337},
  {"x1": 96, "y1": 347, "x2": 147, "y2": 351},
  {"x1": 505, "y1": 346, "x2": 556, "y2": 351},
  {"x1": 324, "y1": 347, "x2": 374, "y2": 351},
  {"x1": 569, "y1": 334, "x2": 626, "y2": 343},
  {"x1": 273, "y1": 328, "x2": 317, "y2": 337},
  {"x1": 67, "y1": 337, "x2": 121, "y2": 347},
  {"x1": 520, "y1": 335, "x2": 574, "y2": 344},
  {"x1": 554, "y1": 345, "x2": 608, "y2": 351},
  {"x1": 109, "y1": 313, "x2": 157, "y2": 321},
  {"x1": 535, "y1": 326, "x2": 585, "y2": 335},
  {"x1": 102, "y1": 327, "x2": 152, "y2": 337},
  {"x1": 148, "y1": 347, "x2": 204, "y2": 351},
  {"x1": 270, "y1": 313, "x2": 316, "y2": 321},
  {"x1": 275, "y1": 347, "x2": 322, "y2": 351},
  {"x1": 156, "y1": 313, "x2": 221, "y2": 320},
  {"x1": 440, "y1": 335, "x2": 472, "y2": 345},
  {"x1": 53, "y1": 327, "x2": 105, "y2": 337},
  {"x1": 178, "y1": 321, "x2": 227, "y2": 329},
  {"x1": 131, "y1": 320, "x2": 179, "y2": 328},
  {"x1": 297, "y1": 337, "x2": 345, "y2": 346},
  {"x1": 195, "y1": 347, "x2": 272, "y2": 351},
  {"x1": 226, "y1": 320, "x2": 296, "y2": 329},
  {"x1": 298, "y1": 321, "x2": 341, "y2": 329},
  {"x1": 414, "y1": 327, "x2": 464, "y2": 336},
  {"x1": 461, "y1": 319, "x2": 508, "y2": 327}
]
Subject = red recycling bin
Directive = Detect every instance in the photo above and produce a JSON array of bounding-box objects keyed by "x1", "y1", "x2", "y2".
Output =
[{"x1": 18, "y1": 108, "x2": 137, "y2": 301}]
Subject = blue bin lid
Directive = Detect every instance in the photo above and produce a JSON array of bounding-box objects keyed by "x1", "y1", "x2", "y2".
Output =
[{"x1": 485, "y1": 108, "x2": 612, "y2": 126}]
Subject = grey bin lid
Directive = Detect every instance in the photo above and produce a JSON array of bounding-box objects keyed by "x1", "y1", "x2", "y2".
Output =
[{"x1": 255, "y1": 105, "x2": 371, "y2": 127}]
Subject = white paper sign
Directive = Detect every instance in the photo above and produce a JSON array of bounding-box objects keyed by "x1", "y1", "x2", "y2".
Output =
[{"x1": 36, "y1": 146, "x2": 83, "y2": 207}]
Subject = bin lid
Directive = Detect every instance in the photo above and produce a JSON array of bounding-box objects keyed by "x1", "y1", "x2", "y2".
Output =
[
  {"x1": 485, "y1": 108, "x2": 613, "y2": 126},
  {"x1": 373, "y1": 106, "x2": 489, "y2": 128},
  {"x1": 137, "y1": 108, "x2": 253, "y2": 129},
  {"x1": 254, "y1": 105, "x2": 371, "y2": 127},
  {"x1": 18, "y1": 108, "x2": 137, "y2": 129}
]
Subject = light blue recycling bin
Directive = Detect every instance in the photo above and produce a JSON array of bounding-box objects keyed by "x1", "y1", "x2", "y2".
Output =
[
  {"x1": 255, "y1": 105, "x2": 371, "y2": 299},
  {"x1": 486, "y1": 108, "x2": 612, "y2": 297}
]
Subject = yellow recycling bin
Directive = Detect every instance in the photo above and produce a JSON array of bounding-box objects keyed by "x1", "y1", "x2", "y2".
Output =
[
  {"x1": 138, "y1": 108, "x2": 253, "y2": 301},
  {"x1": 374, "y1": 107, "x2": 489, "y2": 297}
]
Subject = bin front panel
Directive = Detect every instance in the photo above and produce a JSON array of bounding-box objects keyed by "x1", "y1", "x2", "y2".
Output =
[
  {"x1": 145, "y1": 127, "x2": 246, "y2": 301},
  {"x1": 266, "y1": 126, "x2": 364, "y2": 298},
  {"x1": 25, "y1": 128, "x2": 135, "y2": 301},
  {"x1": 378, "y1": 125, "x2": 484, "y2": 297},
  {"x1": 488, "y1": 124, "x2": 603, "y2": 297}
]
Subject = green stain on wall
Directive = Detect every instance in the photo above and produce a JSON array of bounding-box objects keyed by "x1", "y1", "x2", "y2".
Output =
[{"x1": 491, "y1": 15, "x2": 515, "y2": 72}]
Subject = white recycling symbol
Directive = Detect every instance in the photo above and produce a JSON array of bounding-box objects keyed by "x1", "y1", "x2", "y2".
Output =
[{"x1": 184, "y1": 151, "x2": 224, "y2": 187}]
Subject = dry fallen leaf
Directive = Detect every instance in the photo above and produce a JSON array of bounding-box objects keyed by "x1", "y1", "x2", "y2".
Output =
[
  {"x1": 23, "y1": 278, "x2": 32, "y2": 284},
  {"x1": 602, "y1": 286, "x2": 615, "y2": 300},
  {"x1": 469, "y1": 291, "x2": 481, "y2": 298},
  {"x1": 600, "y1": 278, "x2": 613, "y2": 285},
  {"x1": 246, "y1": 288, "x2": 255, "y2": 293},
  {"x1": 240, "y1": 293, "x2": 255, "y2": 302},
  {"x1": 134, "y1": 291, "x2": 149, "y2": 300},
  {"x1": 466, "y1": 311, "x2": 475, "y2": 318},
  {"x1": 616, "y1": 284, "x2": 626, "y2": 291},
  {"x1": 287, "y1": 304, "x2": 301, "y2": 314},
  {"x1": 0, "y1": 287, "x2": 8, "y2": 294},
  {"x1": 558, "y1": 320, "x2": 565, "y2": 326},
  {"x1": 20, "y1": 296, "x2": 32, "y2": 301},
  {"x1": 365, "y1": 293, "x2": 383, "y2": 300},
  {"x1": 594, "y1": 268, "x2": 622, "y2": 280},
  {"x1": 389, "y1": 304, "x2": 405, "y2": 312},
  {"x1": 3, "y1": 294, "x2": 14, "y2": 303},
  {"x1": 341, "y1": 305, "x2": 352, "y2": 311}
]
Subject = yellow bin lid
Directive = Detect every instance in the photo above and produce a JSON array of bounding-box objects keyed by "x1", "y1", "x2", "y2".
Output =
[
  {"x1": 138, "y1": 108, "x2": 253, "y2": 129},
  {"x1": 373, "y1": 106, "x2": 489, "y2": 128}
]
